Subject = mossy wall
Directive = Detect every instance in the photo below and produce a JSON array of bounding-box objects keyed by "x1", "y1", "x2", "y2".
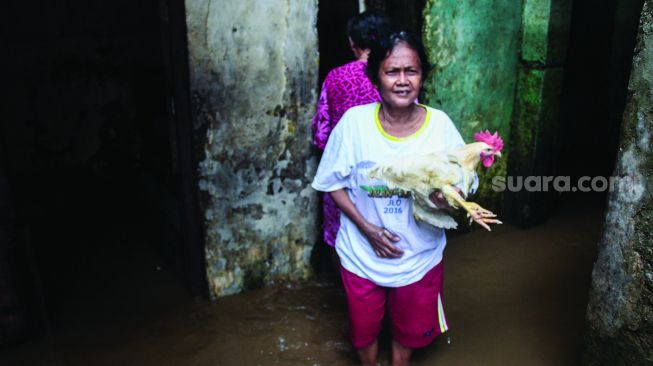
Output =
[
  {"x1": 185, "y1": 1, "x2": 319, "y2": 297},
  {"x1": 506, "y1": 0, "x2": 572, "y2": 227},
  {"x1": 421, "y1": 0, "x2": 572, "y2": 224},
  {"x1": 421, "y1": 0, "x2": 522, "y2": 212}
]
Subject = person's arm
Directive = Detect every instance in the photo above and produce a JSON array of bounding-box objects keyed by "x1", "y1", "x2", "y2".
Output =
[{"x1": 329, "y1": 189, "x2": 403, "y2": 258}]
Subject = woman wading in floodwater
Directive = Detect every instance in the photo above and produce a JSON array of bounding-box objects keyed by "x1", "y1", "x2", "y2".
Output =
[{"x1": 312, "y1": 31, "x2": 492, "y2": 366}]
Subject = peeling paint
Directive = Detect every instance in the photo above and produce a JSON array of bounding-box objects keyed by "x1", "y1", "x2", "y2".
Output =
[{"x1": 185, "y1": 0, "x2": 319, "y2": 297}]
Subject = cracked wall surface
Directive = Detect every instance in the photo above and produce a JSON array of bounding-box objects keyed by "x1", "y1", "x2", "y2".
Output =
[
  {"x1": 584, "y1": 1, "x2": 653, "y2": 363},
  {"x1": 185, "y1": 0, "x2": 319, "y2": 297}
]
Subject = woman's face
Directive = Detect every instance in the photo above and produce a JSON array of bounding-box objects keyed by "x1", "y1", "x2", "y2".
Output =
[{"x1": 377, "y1": 42, "x2": 423, "y2": 109}]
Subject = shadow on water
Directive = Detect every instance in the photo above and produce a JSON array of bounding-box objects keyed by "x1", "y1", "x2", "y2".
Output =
[{"x1": 0, "y1": 194, "x2": 604, "y2": 365}]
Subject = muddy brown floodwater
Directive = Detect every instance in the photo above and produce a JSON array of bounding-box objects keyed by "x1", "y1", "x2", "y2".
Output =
[{"x1": 1, "y1": 197, "x2": 603, "y2": 365}]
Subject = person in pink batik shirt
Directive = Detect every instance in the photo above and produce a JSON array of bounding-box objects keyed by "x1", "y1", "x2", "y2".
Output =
[{"x1": 312, "y1": 11, "x2": 392, "y2": 252}]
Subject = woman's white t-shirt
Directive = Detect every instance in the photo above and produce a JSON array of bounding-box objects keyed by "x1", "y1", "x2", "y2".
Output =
[{"x1": 312, "y1": 102, "x2": 466, "y2": 287}]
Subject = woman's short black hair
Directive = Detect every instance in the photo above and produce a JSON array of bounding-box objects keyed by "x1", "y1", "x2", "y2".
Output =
[
  {"x1": 366, "y1": 31, "x2": 431, "y2": 87},
  {"x1": 347, "y1": 11, "x2": 392, "y2": 50}
]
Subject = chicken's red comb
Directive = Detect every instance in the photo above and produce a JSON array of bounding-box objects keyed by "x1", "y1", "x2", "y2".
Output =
[{"x1": 473, "y1": 130, "x2": 504, "y2": 152}]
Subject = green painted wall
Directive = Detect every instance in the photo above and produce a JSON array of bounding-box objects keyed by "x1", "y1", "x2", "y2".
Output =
[
  {"x1": 421, "y1": 0, "x2": 522, "y2": 212},
  {"x1": 422, "y1": 0, "x2": 572, "y2": 226},
  {"x1": 506, "y1": 0, "x2": 572, "y2": 227}
]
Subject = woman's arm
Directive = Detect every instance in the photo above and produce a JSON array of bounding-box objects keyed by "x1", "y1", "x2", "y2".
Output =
[{"x1": 329, "y1": 189, "x2": 403, "y2": 258}]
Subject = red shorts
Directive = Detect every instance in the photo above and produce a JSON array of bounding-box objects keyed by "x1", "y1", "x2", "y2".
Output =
[{"x1": 340, "y1": 261, "x2": 448, "y2": 349}]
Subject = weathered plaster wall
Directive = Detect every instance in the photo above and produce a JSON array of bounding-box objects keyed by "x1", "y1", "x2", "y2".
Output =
[
  {"x1": 185, "y1": 1, "x2": 319, "y2": 297},
  {"x1": 584, "y1": 1, "x2": 653, "y2": 363},
  {"x1": 505, "y1": 0, "x2": 572, "y2": 227},
  {"x1": 421, "y1": 0, "x2": 522, "y2": 212}
]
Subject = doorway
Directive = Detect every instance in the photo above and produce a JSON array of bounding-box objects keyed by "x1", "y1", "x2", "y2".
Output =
[
  {"x1": 317, "y1": 0, "x2": 427, "y2": 84},
  {"x1": 556, "y1": 0, "x2": 644, "y2": 187},
  {"x1": 2, "y1": 0, "x2": 205, "y2": 343}
]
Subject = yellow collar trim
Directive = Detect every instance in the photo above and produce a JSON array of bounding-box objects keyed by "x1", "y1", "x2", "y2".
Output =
[{"x1": 374, "y1": 103, "x2": 431, "y2": 142}]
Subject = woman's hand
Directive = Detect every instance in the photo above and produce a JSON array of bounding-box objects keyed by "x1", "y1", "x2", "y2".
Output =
[
  {"x1": 361, "y1": 223, "x2": 403, "y2": 259},
  {"x1": 329, "y1": 189, "x2": 403, "y2": 259}
]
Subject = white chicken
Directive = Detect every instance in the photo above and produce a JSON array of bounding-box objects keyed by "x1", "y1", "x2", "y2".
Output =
[{"x1": 368, "y1": 130, "x2": 504, "y2": 231}]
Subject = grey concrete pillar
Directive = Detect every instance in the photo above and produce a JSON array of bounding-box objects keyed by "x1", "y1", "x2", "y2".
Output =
[{"x1": 185, "y1": 1, "x2": 320, "y2": 297}]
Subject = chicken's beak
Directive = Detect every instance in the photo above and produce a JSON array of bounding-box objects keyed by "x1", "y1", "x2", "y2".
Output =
[{"x1": 495, "y1": 151, "x2": 502, "y2": 158}]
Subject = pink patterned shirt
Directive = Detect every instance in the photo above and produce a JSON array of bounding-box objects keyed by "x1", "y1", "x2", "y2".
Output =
[
  {"x1": 312, "y1": 60, "x2": 381, "y2": 150},
  {"x1": 312, "y1": 60, "x2": 381, "y2": 246}
]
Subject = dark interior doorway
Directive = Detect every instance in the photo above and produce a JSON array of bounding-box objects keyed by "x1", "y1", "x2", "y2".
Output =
[
  {"x1": 366, "y1": 0, "x2": 426, "y2": 35},
  {"x1": 317, "y1": 0, "x2": 426, "y2": 84},
  {"x1": 555, "y1": 0, "x2": 644, "y2": 188},
  {"x1": 317, "y1": 0, "x2": 361, "y2": 83},
  {"x1": 504, "y1": 0, "x2": 644, "y2": 228},
  {"x1": 2, "y1": 0, "x2": 204, "y2": 343}
]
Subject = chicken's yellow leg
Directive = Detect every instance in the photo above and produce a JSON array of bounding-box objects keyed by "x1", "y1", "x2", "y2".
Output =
[{"x1": 440, "y1": 185, "x2": 501, "y2": 231}]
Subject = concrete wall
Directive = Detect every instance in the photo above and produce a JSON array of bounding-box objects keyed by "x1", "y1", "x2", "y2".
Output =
[
  {"x1": 185, "y1": 1, "x2": 320, "y2": 297},
  {"x1": 584, "y1": 0, "x2": 653, "y2": 363},
  {"x1": 421, "y1": 0, "x2": 523, "y2": 211}
]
